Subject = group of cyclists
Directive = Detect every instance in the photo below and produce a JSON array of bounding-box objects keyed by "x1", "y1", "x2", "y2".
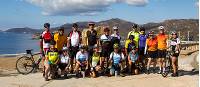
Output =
[{"x1": 39, "y1": 22, "x2": 181, "y2": 81}]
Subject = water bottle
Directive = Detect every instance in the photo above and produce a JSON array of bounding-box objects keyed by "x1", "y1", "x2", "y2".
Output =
[
  {"x1": 115, "y1": 71, "x2": 118, "y2": 77},
  {"x1": 82, "y1": 71, "x2": 85, "y2": 78}
]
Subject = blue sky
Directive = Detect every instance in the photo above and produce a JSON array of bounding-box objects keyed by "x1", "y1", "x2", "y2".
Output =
[{"x1": 0, "y1": 0, "x2": 198, "y2": 30}]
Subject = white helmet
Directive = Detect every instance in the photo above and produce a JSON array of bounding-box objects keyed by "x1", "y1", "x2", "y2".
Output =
[
  {"x1": 158, "y1": 26, "x2": 164, "y2": 30},
  {"x1": 113, "y1": 26, "x2": 118, "y2": 30},
  {"x1": 62, "y1": 46, "x2": 68, "y2": 51}
]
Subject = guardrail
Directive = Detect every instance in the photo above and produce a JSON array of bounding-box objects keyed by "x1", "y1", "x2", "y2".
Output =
[{"x1": 181, "y1": 41, "x2": 199, "y2": 51}]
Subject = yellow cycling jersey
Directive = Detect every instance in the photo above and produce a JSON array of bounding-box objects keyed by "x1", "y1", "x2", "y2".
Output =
[
  {"x1": 92, "y1": 53, "x2": 100, "y2": 63},
  {"x1": 54, "y1": 33, "x2": 67, "y2": 51},
  {"x1": 127, "y1": 31, "x2": 139, "y2": 47},
  {"x1": 47, "y1": 50, "x2": 59, "y2": 64}
]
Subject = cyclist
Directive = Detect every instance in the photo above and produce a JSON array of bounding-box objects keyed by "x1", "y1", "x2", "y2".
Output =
[
  {"x1": 85, "y1": 22, "x2": 98, "y2": 69},
  {"x1": 40, "y1": 23, "x2": 53, "y2": 77},
  {"x1": 58, "y1": 46, "x2": 70, "y2": 78},
  {"x1": 156, "y1": 26, "x2": 168, "y2": 74},
  {"x1": 67, "y1": 23, "x2": 82, "y2": 73},
  {"x1": 169, "y1": 31, "x2": 181, "y2": 77},
  {"x1": 138, "y1": 27, "x2": 147, "y2": 71},
  {"x1": 145, "y1": 31, "x2": 158, "y2": 74},
  {"x1": 111, "y1": 26, "x2": 121, "y2": 50},
  {"x1": 128, "y1": 46, "x2": 139, "y2": 75},
  {"x1": 44, "y1": 40, "x2": 59, "y2": 81},
  {"x1": 74, "y1": 45, "x2": 89, "y2": 78},
  {"x1": 54, "y1": 27, "x2": 67, "y2": 52},
  {"x1": 125, "y1": 35, "x2": 136, "y2": 56},
  {"x1": 40, "y1": 23, "x2": 53, "y2": 57},
  {"x1": 127, "y1": 24, "x2": 140, "y2": 48},
  {"x1": 90, "y1": 44, "x2": 102, "y2": 78},
  {"x1": 100, "y1": 27, "x2": 112, "y2": 74},
  {"x1": 109, "y1": 44, "x2": 125, "y2": 76}
]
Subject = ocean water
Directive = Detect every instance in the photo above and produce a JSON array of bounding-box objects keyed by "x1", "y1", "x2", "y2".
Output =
[{"x1": 0, "y1": 32, "x2": 39, "y2": 55}]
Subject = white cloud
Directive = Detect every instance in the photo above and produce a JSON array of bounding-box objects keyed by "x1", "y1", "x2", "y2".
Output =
[{"x1": 25, "y1": 0, "x2": 148, "y2": 16}]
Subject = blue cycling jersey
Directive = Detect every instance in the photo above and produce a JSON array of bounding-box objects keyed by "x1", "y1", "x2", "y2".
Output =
[{"x1": 139, "y1": 34, "x2": 147, "y2": 48}]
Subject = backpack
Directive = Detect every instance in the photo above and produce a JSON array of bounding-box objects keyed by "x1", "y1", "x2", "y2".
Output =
[{"x1": 69, "y1": 31, "x2": 81, "y2": 39}]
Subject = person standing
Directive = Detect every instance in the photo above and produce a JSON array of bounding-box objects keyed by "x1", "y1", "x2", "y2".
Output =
[
  {"x1": 67, "y1": 23, "x2": 82, "y2": 73},
  {"x1": 40, "y1": 23, "x2": 53, "y2": 57},
  {"x1": 156, "y1": 26, "x2": 168, "y2": 74},
  {"x1": 145, "y1": 31, "x2": 158, "y2": 74},
  {"x1": 169, "y1": 31, "x2": 181, "y2": 77},
  {"x1": 111, "y1": 26, "x2": 121, "y2": 49},
  {"x1": 127, "y1": 24, "x2": 140, "y2": 48},
  {"x1": 100, "y1": 27, "x2": 112, "y2": 74},
  {"x1": 138, "y1": 27, "x2": 147, "y2": 71},
  {"x1": 54, "y1": 27, "x2": 67, "y2": 52}
]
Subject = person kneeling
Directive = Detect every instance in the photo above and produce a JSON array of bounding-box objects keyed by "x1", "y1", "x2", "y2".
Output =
[
  {"x1": 90, "y1": 44, "x2": 102, "y2": 78},
  {"x1": 44, "y1": 41, "x2": 59, "y2": 81},
  {"x1": 109, "y1": 44, "x2": 125, "y2": 77},
  {"x1": 74, "y1": 45, "x2": 89, "y2": 78},
  {"x1": 128, "y1": 46, "x2": 139, "y2": 75},
  {"x1": 58, "y1": 46, "x2": 70, "y2": 78}
]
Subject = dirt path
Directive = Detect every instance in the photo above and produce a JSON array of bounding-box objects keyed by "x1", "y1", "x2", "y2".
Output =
[{"x1": 0, "y1": 51, "x2": 198, "y2": 87}]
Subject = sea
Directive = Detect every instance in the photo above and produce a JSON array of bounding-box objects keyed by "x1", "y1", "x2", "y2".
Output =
[{"x1": 0, "y1": 32, "x2": 39, "y2": 55}]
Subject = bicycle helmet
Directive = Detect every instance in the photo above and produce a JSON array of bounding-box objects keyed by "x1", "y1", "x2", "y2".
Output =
[
  {"x1": 132, "y1": 24, "x2": 138, "y2": 28},
  {"x1": 113, "y1": 26, "x2": 119, "y2": 30},
  {"x1": 148, "y1": 31, "x2": 154, "y2": 36},
  {"x1": 79, "y1": 45, "x2": 87, "y2": 49},
  {"x1": 113, "y1": 43, "x2": 119, "y2": 49},
  {"x1": 62, "y1": 46, "x2": 68, "y2": 51},
  {"x1": 140, "y1": 27, "x2": 145, "y2": 32},
  {"x1": 44, "y1": 23, "x2": 50, "y2": 28},
  {"x1": 158, "y1": 26, "x2": 164, "y2": 30},
  {"x1": 129, "y1": 35, "x2": 135, "y2": 40},
  {"x1": 171, "y1": 31, "x2": 177, "y2": 35}
]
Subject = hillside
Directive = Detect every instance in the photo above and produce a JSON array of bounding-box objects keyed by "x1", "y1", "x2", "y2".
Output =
[
  {"x1": 5, "y1": 18, "x2": 199, "y2": 40},
  {"x1": 5, "y1": 27, "x2": 41, "y2": 34}
]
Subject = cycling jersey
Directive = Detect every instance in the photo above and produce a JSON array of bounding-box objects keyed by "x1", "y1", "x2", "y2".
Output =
[
  {"x1": 60, "y1": 54, "x2": 70, "y2": 64},
  {"x1": 76, "y1": 51, "x2": 88, "y2": 62},
  {"x1": 68, "y1": 31, "x2": 81, "y2": 47},
  {"x1": 91, "y1": 53, "x2": 100, "y2": 67},
  {"x1": 54, "y1": 33, "x2": 67, "y2": 51},
  {"x1": 41, "y1": 31, "x2": 52, "y2": 49},
  {"x1": 129, "y1": 51, "x2": 139, "y2": 63},
  {"x1": 139, "y1": 34, "x2": 147, "y2": 48},
  {"x1": 86, "y1": 30, "x2": 97, "y2": 46},
  {"x1": 157, "y1": 34, "x2": 168, "y2": 50},
  {"x1": 110, "y1": 52, "x2": 124, "y2": 64},
  {"x1": 100, "y1": 34, "x2": 112, "y2": 49},
  {"x1": 47, "y1": 49, "x2": 59, "y2": 64},
  {"x1": 127, "y1": 31, "x2": 139, "y2": 47},
  {"x1": 146, "y1": 38, "x2": 158, "y2": 51},
  {"x1": 169, "y1": 38, "x2": 180, "y2": 52},
  {"x1": 125, "y1": 39, "x2": 136, "y2": 53},
  {"x1": 111, "y1": 34, "x2": 121, "y2": 45}
]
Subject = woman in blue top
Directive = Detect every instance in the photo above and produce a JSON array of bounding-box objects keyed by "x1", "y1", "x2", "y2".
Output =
[
  {"x1": 128, "y1": 46, "x2": 139, "y2": 75},
  {"x1": 109, "y1": 44, "x2": 125, "y2": 76},
  {"x1": 138, "y1": 27, "x2": 147, "y2": 72}
]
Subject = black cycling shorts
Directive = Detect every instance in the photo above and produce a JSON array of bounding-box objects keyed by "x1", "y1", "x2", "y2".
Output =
[
  {"x1": 69, "y1": 46, "x2": 79, "y2": 59},
  {"x1": 157, "y1": 50, "x2": 166, "y2": 58},
  {"x1": 147, "y1": 51, "x2": 157, "y2": 59},
  {"x1": 139, "y1": 47, "x2": 145, "y2": 55},
  {"x1": 59, "y1": 63, "x2": 68, "y2": 71},
  {"x1": 100, "y1": 49, "x2": 111, "y2": 57}
]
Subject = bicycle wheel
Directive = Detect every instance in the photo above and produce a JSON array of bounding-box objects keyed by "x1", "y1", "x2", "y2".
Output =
[{"x1": 16, "y1": 56, "x2": 35, "y2": 74}]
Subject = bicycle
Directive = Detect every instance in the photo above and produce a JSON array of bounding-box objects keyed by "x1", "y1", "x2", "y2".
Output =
[
  {"x1": 161, "y1": 51, "x2": 172, "y2": 77},
  {"x1": 16, "y1": 49, "x2": 42, "y2": 74}
]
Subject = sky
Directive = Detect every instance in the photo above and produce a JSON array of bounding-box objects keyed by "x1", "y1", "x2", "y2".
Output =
[{"x1": 0, "y1": 0, "x2": 198, "y2": 30}]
